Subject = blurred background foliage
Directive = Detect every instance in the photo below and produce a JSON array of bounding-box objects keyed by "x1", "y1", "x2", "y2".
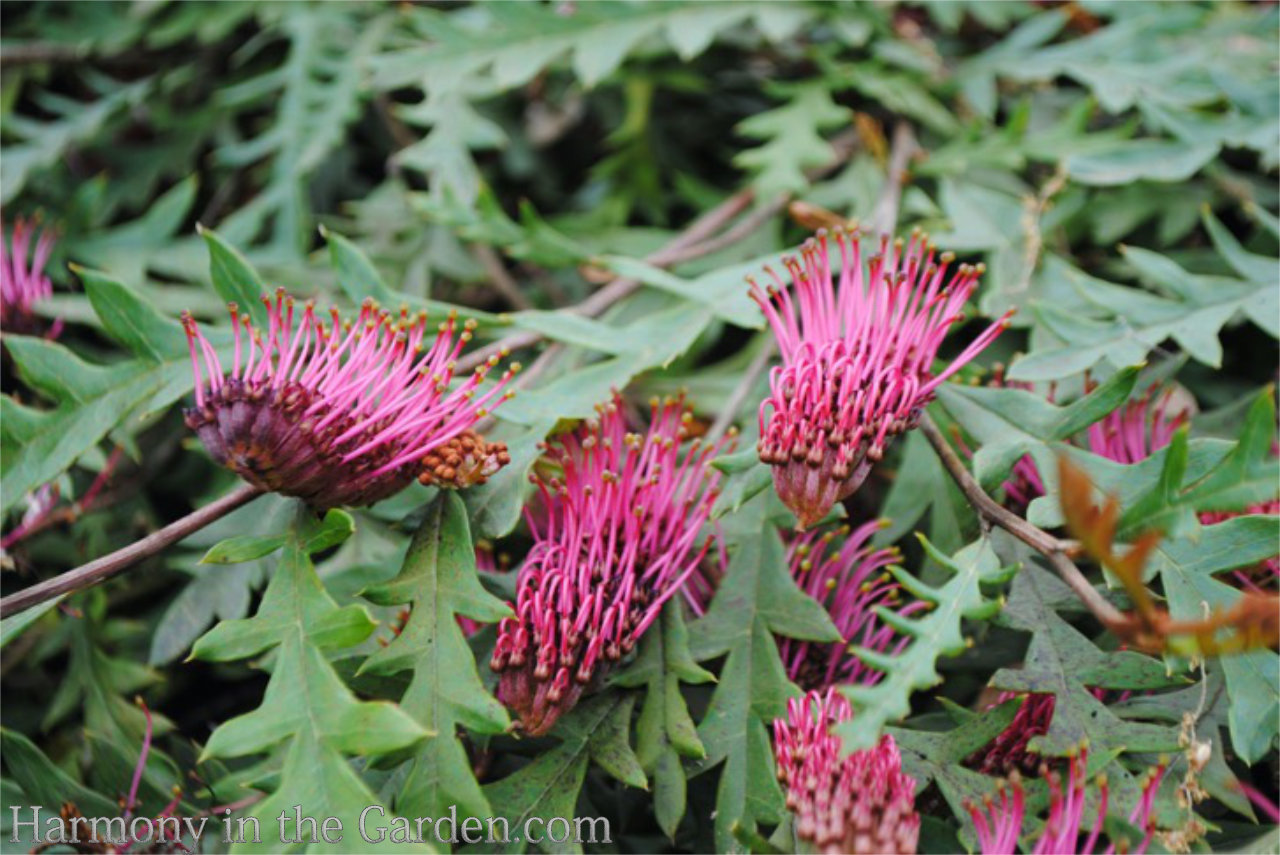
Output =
[{"x1": 1, "y1": 1, "x2": 1277, "y2": 853}]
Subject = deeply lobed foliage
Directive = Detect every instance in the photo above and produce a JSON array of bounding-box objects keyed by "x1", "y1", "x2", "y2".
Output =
[{"x1": 2, "y1": 3, "x2": 1277, "y2": 854}]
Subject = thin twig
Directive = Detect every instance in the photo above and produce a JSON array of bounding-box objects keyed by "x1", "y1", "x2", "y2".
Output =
[
  {"x1": 659, "y1": 193, "x2": 790, "y2": 267},
  {"x1": 0, "y1": 43, "x2": 84, "y2": 67},
  {"x1": 707, "y1": 340, "x2": 775, "y2": 444},
  {"x1": 0, "y1": 485, "x2": 264, "y2": 619},
  {"x1": 472, "y1": 244, "x2": 535, "y2": 311},
  {"x1": 917, "y1": 413, "x2": 1126, "y2": 629},
  {"x1": 866, "y1": 121, "x2": 920, "y2": 236}
]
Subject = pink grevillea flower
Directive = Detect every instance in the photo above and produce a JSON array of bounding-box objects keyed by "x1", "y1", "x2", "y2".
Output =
[
  {"x1": 1083, "y1": 387, "x2": 1187, "y2": 465},
  {"x1": 752, "y1": 228, "x2": 1012, "y2": 528},
  {"x1": 182, "y1": 291, "x2": 517, "y2": 509},
  {"x1": 965, "y1": 748, "x2": 1166, "y2": 855},
  {"x1": 991, "y1": 380, "x2": 1188, "y2": 510},
  {"x1": 966, "y1": 688, "x2": 1134, "y2": 778},
  {"x1": 490, "y1": 393, "x2": 728, "y2": 736},
  {"x1": 774, "y1": 688, "x2": 920, "y2": 854},
  {"x1": 1, "y1": 217, "x2": 61, "y2": 337},
  {"x1": 777, "y1": 520, "x2": 926, "y2": 691}
]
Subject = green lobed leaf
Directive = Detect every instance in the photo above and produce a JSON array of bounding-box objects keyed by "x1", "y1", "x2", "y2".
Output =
[
  {"x1": 0, "y1": 293, "x2": 199, "y2": 512},
  {"x1": 199, "y1": 224, "x2": 269, "y2": 325},
  {"x1": 1151, "y1": 516, "x2": 1280, "y2": 764},
  {"x1": 191, "y1": 512, "x2": 372, "y2": 662},
  {"x1": 215, "y1": 6, "x2": 389, "y2": 257},
  {"x1": 202, "y1": 627, "x2": 429, "y2": 762},
  {"x1": 2, "y1": 73, "x2": 152, "y2": 203},
  {"x1": 73, "y1": 265, "x2": 188, "y2": 361},
  {"x1": 358, "y1": 492, "x2": 512, "y2": 823},
  {"x1": 835, "y1": 536, "x2": 1017, "y2": 752},
  {"x1": 612, "y1": 602, "x2": 714, "y2": 838},
  {"x1": 874, "y1": 430, "x2": 970, "y2": 554},
  {"x1": 935, "y1": 366, "x2": 1141, "y2": 495},
  {"x1": 200, "y1": 533, "x2": 290, "y2": 566},
  {"x1": 229, "y1": 729, "x2": 435, "y2": 854},
  {"x1": 1009, "y1": 245, "x2": 1278, "y2": 381},
  {"x1": 687, "y1": 495, "x2": 841, "y2": 852},
  {"x1": 733, "y1": 82, "x2": 852, "y2": 198},
  {"x1": 0, "y1": 728, "x2": 120, "y2": 820},
  {"x1": 892, "y1": 698, "x2": 1023, "y2": 846},
  {"x1": 481, "y1": 693, "x2": 639, "y2": 855},
  {"x1": 991, "y1": 561, "x2": 1184, "y2": 756}
]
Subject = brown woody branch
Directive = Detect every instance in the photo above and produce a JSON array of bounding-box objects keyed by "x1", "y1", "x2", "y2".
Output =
[
  {"x1": 706, "y1": 340, "x2": 775, "y2": 444},
  {"x1": 917, "y1": 413, "x2": 1127, "y2": 629},
  {"x1": 0, "y1": 485, "x2": 263, "y2": 619},
  {"x1": 0, "y1": 43, "x2": 85, "y2": 67}
]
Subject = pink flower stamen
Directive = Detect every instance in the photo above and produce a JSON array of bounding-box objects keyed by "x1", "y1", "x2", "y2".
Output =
[
  {"x1": 1, "y1": 216, "x2": 62, "y2": 337},
  {"x1": 985, "y1": 377, "x2": 1188, "y2": 512},
  {"x1": 965, "y1": 747, "x2": 1167, "y2": 855},
  {"x1": 773, "y1": 688, "x2": 920, "y2": 854},
  {"x1": 490, "y1": 393, "x2": 730, "y2": 735},
  {"x1": 753, "y1": 228, "x2": 1012, "y2": 528},
  {"x1": 182, "y1": 294, "x2": 519, "y2": 508},
  {"x1": 776, "y1": 520, "x2": 925, "y2": 690}
]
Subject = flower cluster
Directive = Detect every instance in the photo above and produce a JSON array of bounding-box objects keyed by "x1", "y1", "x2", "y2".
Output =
[
  {"x1": 774, "y1": 688, "x2": 920, "y2": 854},
  {"x1": 752, "y1": 228, "x2": 1011, "y2": 528},
  {"x1": 182, "y1": 291, "x2": 517, "y2": 509},
  {"x1": 1, "y1": 217, "x2": 60, "y2": 337},
  {"x1": 777, "y1": 520, "x2": 922, "y2": 691},
  {"x1": 490, "y1": 393, "x2": 728, "y2": 735},
  {"x1": 965, "y1": 747, "x2": 1165, "y2": 855}
]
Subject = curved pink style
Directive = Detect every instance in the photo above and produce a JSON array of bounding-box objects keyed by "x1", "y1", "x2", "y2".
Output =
[
  {"x1": 777, "y1": 520, "x2": 924, "y2": 690},
  {"x1": 490, "y1": 393, "x2": 728, "y2": 736},
  {"x1": 182, "y1": 291, "x2": 518, "y2": 509},
  {"x1": 966, "y1": 747, "x2": 1165, "y2": 855},
  {"x1": 1, "y1": 217, "x2": 61, "y2": 337},
  {"x1": 752, "y1": 228, "x2": 1012, "y2": 528},
  {"x1": 773, "y1": 688, "x2": 920, "y2": 854}
]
